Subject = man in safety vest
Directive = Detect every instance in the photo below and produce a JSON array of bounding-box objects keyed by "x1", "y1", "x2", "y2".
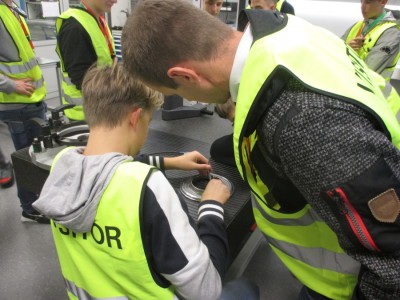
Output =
[
  {"x1": 342, "y1": 0, "x2": 400, "y2": 81},
  {"x1": 0, "y1": 0, "x2": 49, "y2": 223},
  {"x1": 56, "y1": 0, "x2": 117, "y2": 121},
  {"x1": 34, "y1": 62, "x2": 259, "y2": 300},
  {"x1": 122, "y1": 1, "x2": 400, "y2": 299}
]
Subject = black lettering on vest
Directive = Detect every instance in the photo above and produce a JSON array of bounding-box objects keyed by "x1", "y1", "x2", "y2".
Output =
[
  {"x1": 105, "y1": 226, "x2": 122, "y2": 249},
  {"x1": 55, "y1": 221, "x2": 122, "y2": 249},
  {"x1": 357, "y1": 82, "x2": 374, "y2": 93},
  {"x1": 59, "y1": 226, "x2": 70, "y2": 235},
  {"x1": 91, "y1": 223, "x2": 105, "y2": 245},
  {"x1": 346, "y1": 47, "x2": 374, "y2": 93}
]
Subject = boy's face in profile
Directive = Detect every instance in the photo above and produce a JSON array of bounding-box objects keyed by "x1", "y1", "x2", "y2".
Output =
[
  {"x1": 361, "y1": 0, "x2": 386, "y2": 20},
  {"x1": 204, "y1": 0, "x2": 223, "y2": 16}
]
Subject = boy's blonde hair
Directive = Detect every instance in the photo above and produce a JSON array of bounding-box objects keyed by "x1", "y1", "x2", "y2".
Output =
[{"x1": 82, "y1": 62, "x2": 163, "y2": 128}]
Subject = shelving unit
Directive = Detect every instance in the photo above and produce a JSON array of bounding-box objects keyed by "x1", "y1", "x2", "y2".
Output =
[
  {"x1": 218, "y1": 0, "x2": 246, "y2": 28},
  {"x1": 24, "y1": 1, "x2": 60, "y2": 41}
]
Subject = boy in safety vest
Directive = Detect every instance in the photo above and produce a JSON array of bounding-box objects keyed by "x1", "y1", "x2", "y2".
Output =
[
  {"x1": 56, "y1": 0, "x2": 117, "y2": 121},
  {"x1": 34, "y1": 62, "x2": 259, "y2": 300},
  {"x1": 122, "y1": 1, "x2": 400, "y2": 299},
  {"x1": 342, "y1": 0, "x2": 400, "y2": 81}
]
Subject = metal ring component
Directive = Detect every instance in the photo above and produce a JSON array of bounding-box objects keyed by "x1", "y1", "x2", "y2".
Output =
[{"x1": 180, "y1": 173, "x2": 234, "y2": 202}]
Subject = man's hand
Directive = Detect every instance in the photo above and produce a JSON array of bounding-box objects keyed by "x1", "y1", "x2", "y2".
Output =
[
  {"x1": 201, "y1": 179, "x2": 231, "y2": 204},
  {"x1": 348, "y1": 37, "x2": 365, "y2": 52},
  {"x1": 164, "y1": 151, "x2": 212, "y2": 175},
  {"x1": 14, "y1": 78, "x2": 34, "y2": 96}
]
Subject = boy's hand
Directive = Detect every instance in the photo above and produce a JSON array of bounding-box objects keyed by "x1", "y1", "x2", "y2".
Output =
[
  {"x1": 348, "y1": 37, "x2": 365, "y2": 51},
  {"x1": 14, "y1": 78, "x2": 34, "y2": 96},
  {"x1": 201, "y1": 179, "x2": 231, "y2": 205},
  {"x1": 164, "y1": 151, "x2": 212, "y2": 175}
]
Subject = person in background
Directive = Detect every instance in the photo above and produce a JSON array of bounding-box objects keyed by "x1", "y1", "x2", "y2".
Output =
[
  {"x1": 33, "y1": 62, "x2": 259, "y2": 300},
  {"x1": 122, "y1": 1, "x2": 400, "y2": 299},
  {"x1": 342, "y1": 0, "x2": 400, "y2": 81},
  {"x1": 56, "y1": 0, "x2": 117, "y2": 121},
  {"x1": 238, "y1": 0, "x2": 295, "y2": 32},
  {"x1": 203, "y1": 0, "x2": 223, "y2": 17},
  {"x1": 251, "y1": 0, "x2": 294, "y2": 14},
  {"x1": 0, "y1": 3, "x2": 48, "y2": 222}
]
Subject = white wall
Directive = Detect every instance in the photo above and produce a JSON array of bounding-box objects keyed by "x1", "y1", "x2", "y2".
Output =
[{"x1": 110, "y1": 0, "x2": 130, "y2": 28}]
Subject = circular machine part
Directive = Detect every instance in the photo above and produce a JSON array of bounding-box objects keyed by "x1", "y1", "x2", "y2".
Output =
[
  {"x1": 180, "y1": 173, "x2": 234, "y2": 202},
  {"x1": 56, "y1": 124, "x2": 90, "y2": 146}
]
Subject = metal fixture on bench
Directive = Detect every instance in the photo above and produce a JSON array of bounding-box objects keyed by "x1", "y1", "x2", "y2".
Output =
[{"x1": 180, "y1": 173, "x2": 234, "y2": 201}]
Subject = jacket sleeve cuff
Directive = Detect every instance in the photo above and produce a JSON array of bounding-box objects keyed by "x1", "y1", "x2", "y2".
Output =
[
  {"x1": 148, "y1": 155, "x2": 164, "y2": 170},
  {"x1": 198, "y1": 200, "x2": 224, "y2": 221}
]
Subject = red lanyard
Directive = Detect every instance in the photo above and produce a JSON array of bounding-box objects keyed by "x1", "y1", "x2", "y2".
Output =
[
  {"x1": 356, "y1": 23, "x2": 365, "y2": 38},
  {"x1": 80, "y1": 1, "x2": 115, "y2": 58},
  {"x1": 6, "y1": 4, "x2": 34, "y2": 49}
]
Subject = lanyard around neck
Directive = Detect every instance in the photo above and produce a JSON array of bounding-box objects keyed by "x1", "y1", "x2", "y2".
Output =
[
  {"x1": 80, "y1": 1, "x2": 115, "y2": 58},
  {"x1": 357, "y1": 11, "x2": 387, "y2": 37}
]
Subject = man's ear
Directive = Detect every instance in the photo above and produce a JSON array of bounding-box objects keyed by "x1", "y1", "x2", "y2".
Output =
[
  {"x1": 167, "y1": 67, "x2": 200, "y2": 85},
  {"x1": 129, "y1": 107, "x2": 142, "y2": 130}
]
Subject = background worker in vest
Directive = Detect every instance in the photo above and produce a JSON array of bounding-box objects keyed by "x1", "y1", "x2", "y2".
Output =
[
  {"x1": 122, "y1": 1, "x2": 400, "y2": 299},
  {"x1": 33, "y1": 62, "x2": 259, "y2": 300},
  {"x1": 56, "y1": 0, "x2": 116, "y2": 121},
  {"x1": 203, "y1": 0, "x2": 223, "y2": 17},
  {"x1": 342, "y1": 0, "x2": 400, "y2": 81},
  {"x1": 0, "y1": 1, "x2": 49, "y2": 223}
]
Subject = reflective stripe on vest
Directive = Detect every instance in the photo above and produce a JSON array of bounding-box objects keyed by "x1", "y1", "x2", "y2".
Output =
[
  {"x1": 234, "y1": 11, "x2": 400, "y2": 299},
  {"x1": 63, "y1": 76, "x2": 74, "y2": 86},
  {"x1": 0, "y1": 5, "x2": 46, "y2": 104},
  {"x1": 63, "y1": 92, "x2": 83, "y2": 106},
  {"x1": 346, "y1": 20, "x2": 400, "y2": 81},
  {"x1": 51, "y1": 151, "x2": 175, "y2": 299},
  {"x1": 65, "y1": 279, "x2": 129, "y2": 300},
  {"x1": 369, "y1": 70, "x2": 400, "y2": 122},
  {"x1": 0, "y1": 56, "x2": 38, "y2": 74},
  {"x1": 251, "y1": 195, "x2": 360, "y2": 275},
  {"x1": 56, "y1": 8, "x2": 115, "y2": 120}
]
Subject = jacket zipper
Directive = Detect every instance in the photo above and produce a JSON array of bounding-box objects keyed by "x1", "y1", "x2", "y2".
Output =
[{"x1": 327, "y1": 188, "x2": 381, "y2": 252}]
